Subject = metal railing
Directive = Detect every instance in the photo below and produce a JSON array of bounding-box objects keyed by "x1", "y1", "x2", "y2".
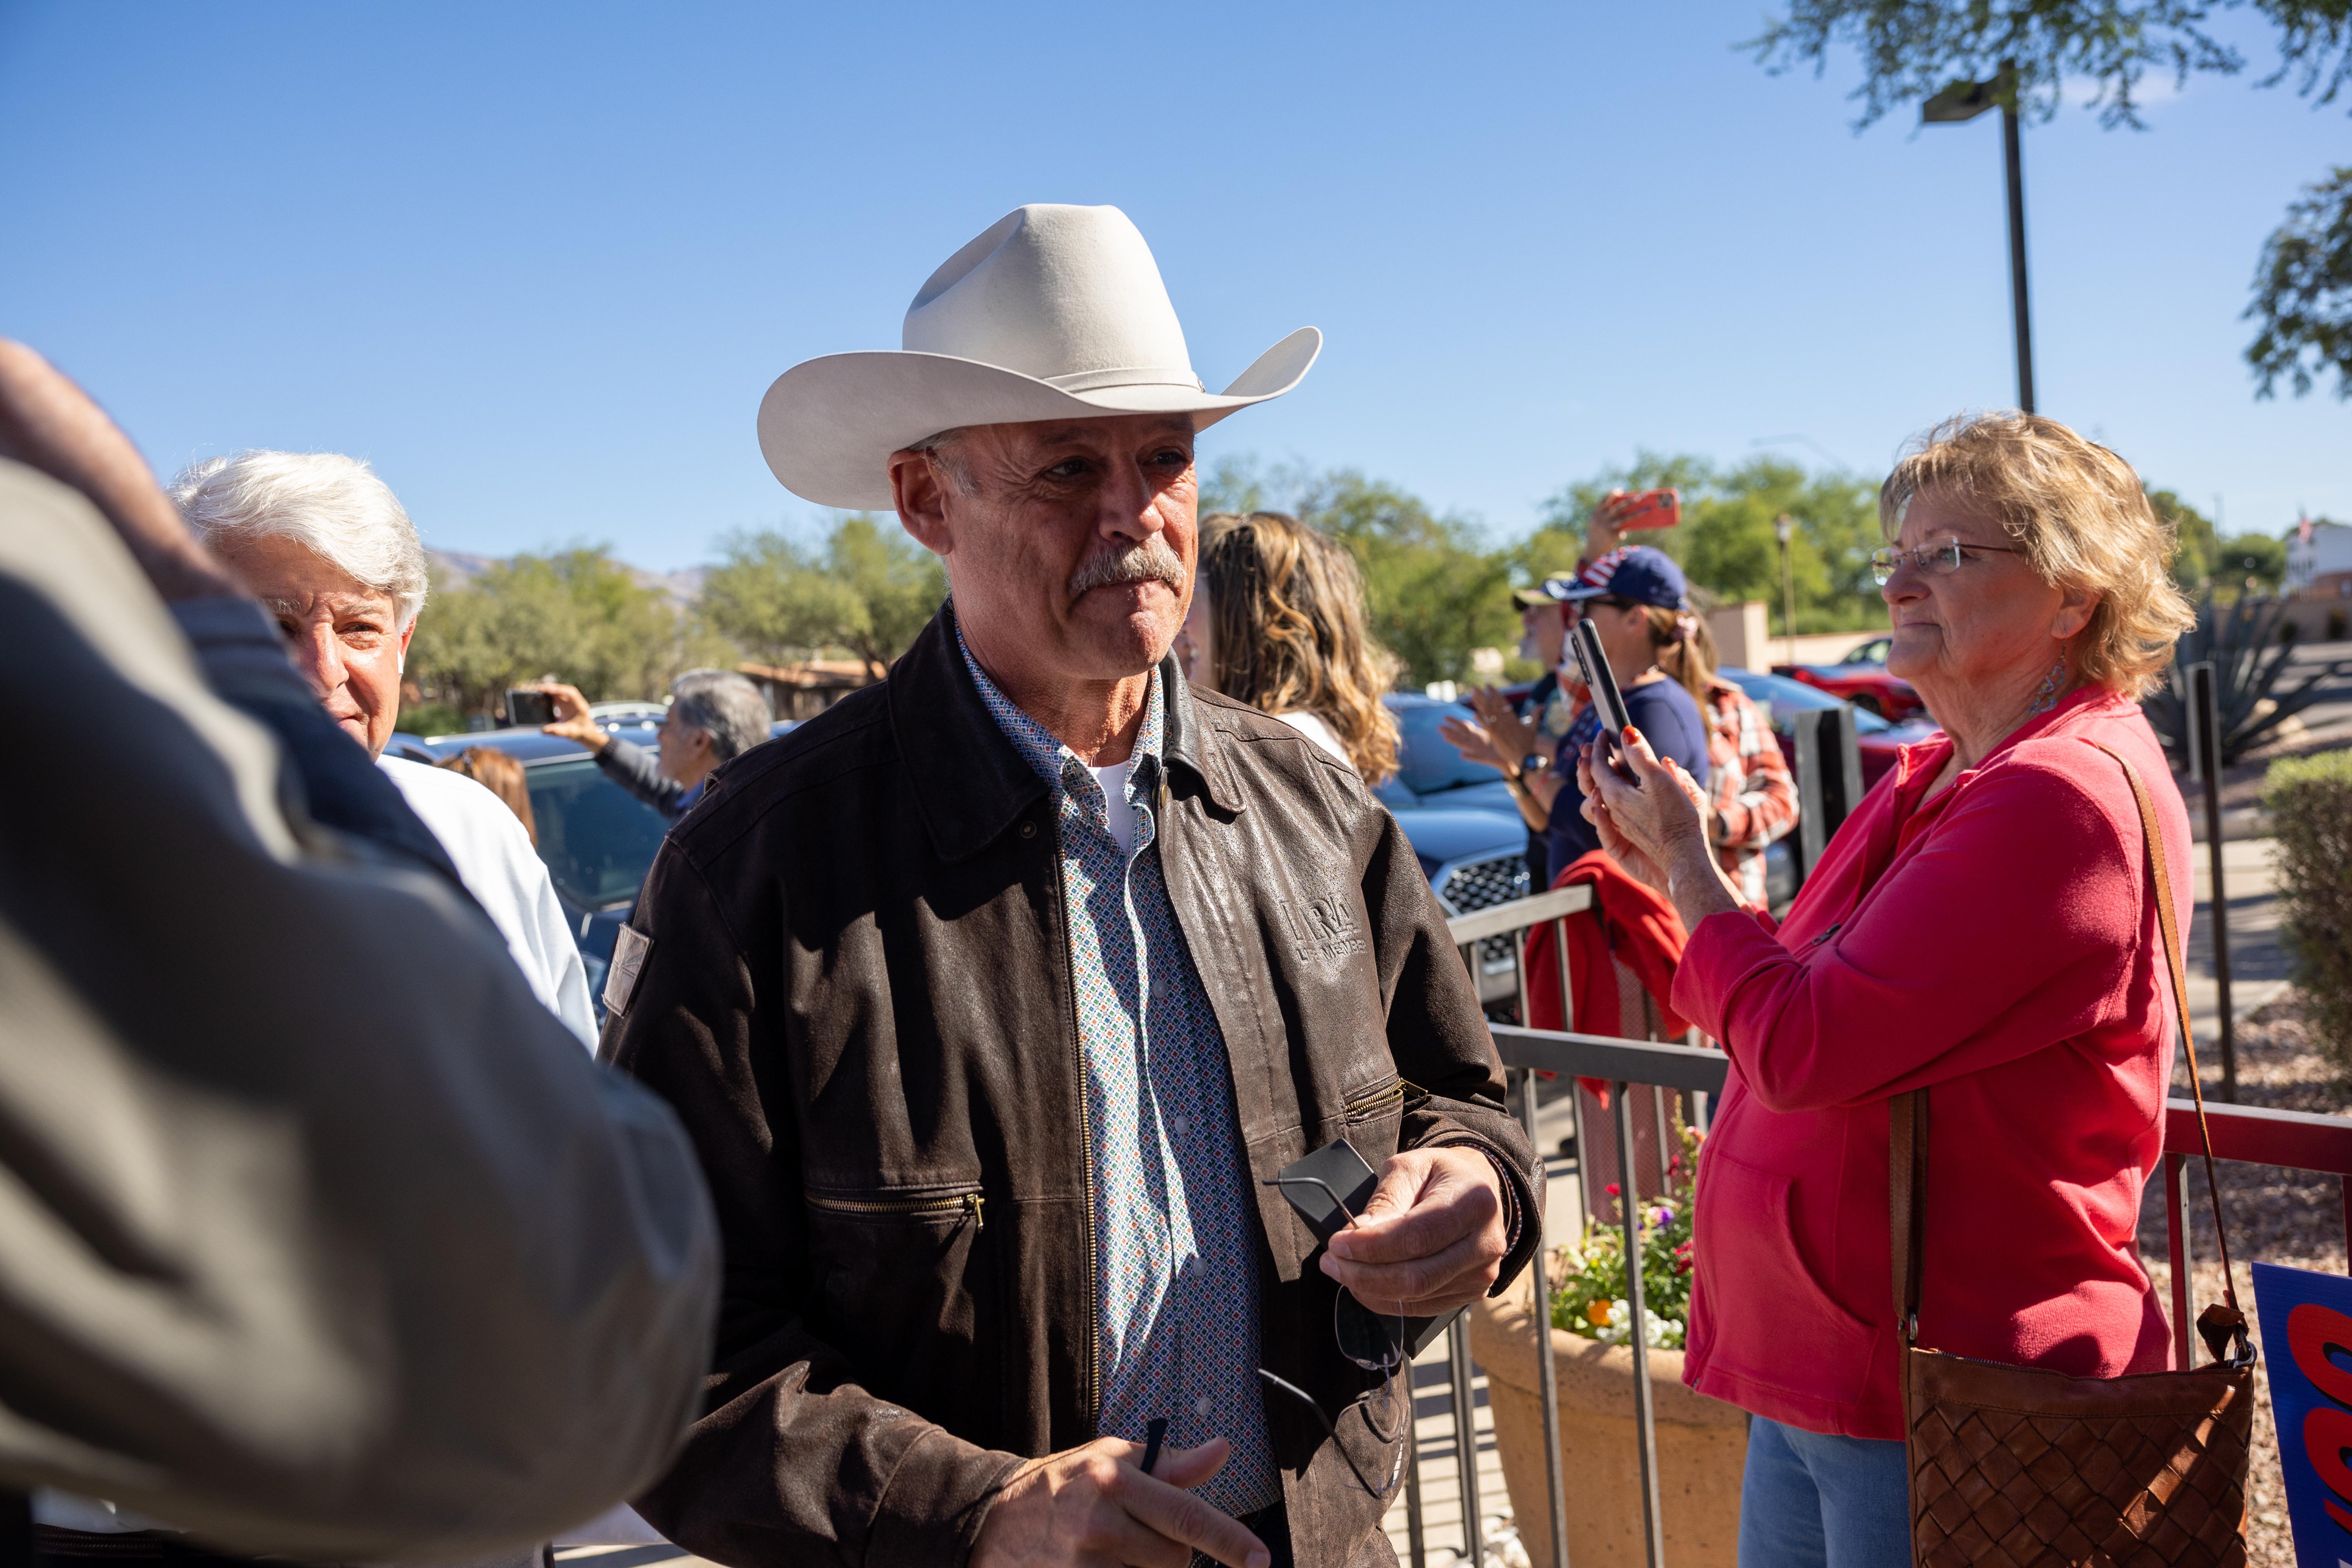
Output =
[{"x1": 1406, "y1": 890, "x2": 2352, "y2": 1568}]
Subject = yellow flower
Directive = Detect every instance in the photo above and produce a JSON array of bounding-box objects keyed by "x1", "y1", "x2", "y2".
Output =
[{"x1": 1585, "y1": 1299, "x2": 1612, "y2": 1328}]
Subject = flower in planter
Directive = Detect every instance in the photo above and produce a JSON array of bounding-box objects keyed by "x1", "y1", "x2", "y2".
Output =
[{"x1": 1550, "y1": 1123, "x2": 1702, "y2": 1350}]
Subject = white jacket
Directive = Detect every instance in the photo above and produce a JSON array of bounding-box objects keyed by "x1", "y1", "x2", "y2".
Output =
[{"x1": 377, "y1": 756, "x2": 597, "y2": 1046}]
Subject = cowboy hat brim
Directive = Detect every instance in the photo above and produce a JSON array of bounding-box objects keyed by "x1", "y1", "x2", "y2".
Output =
[{"x1": 756, "y1": 325, "x2": 1321, "y2": 510}]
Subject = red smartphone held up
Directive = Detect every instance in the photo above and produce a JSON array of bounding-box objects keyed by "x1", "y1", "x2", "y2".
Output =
[{"x1": 1597, "y1": 488, "x2": 1681, "y2": 532}]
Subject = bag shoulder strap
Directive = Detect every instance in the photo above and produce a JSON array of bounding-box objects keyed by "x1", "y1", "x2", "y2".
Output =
[
  {"x1": 1891, "y1": 1086, "x2": 1926, "y2": 1346},
  {"x1": 2089, "y1": 742, "x2": 2244, "y2": 1332},
  {"x1": 1889, "y1": 742, "x2": 2243, "y2": 1356}
]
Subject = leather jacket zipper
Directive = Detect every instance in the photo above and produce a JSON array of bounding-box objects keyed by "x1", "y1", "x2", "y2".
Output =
[
  {"x1": 806, "y1": 1189, "x2": 985, "y2": 1231},
  {"x1": 1341, "y1": 1077, "x2": 1408, "y2": 1120}
]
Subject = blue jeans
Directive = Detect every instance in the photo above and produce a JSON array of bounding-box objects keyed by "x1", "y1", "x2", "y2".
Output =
[{"x1": 1738, "y1": 1415, "x2": 1911, "y2": 1567}]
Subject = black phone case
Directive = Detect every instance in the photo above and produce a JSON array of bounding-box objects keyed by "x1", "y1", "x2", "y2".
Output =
[
  {"x1": 1273, "y1": 1140, "x2": 1463, "y2": 1361},
  {"x1": 1571, "y1": 619, "x2": 1639, "y2": 781},
  {"x1": 504, "y1": 690, "x2": 556, "y2": 728}
]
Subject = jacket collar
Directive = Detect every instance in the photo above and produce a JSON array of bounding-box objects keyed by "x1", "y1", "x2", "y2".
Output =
[{"x1": 891, "y1": 600, "x2": 1241, "y2": 864}]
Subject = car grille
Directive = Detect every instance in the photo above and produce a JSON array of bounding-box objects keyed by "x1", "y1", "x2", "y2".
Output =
[{"x1": 1437, "y1": 853, "x2": 1534, "y2": 974}]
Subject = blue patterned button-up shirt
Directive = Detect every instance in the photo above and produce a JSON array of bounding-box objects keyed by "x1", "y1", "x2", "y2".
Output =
[{"x1": 959, "y1": 633, "x2": 1279, "y2": 1518}]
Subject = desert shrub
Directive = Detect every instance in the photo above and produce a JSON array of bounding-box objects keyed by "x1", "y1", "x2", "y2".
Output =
[{"x1": 2264, "y1": 749, "x2": 2352, "y2": 1075}]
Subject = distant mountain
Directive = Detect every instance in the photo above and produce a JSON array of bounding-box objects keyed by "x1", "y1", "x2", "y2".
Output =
[
  {"x1": 424, "y1": 548, "x2": 501, "y2": 588},
  {"x1": 425, "y1": 547, "x2": 704, "y2": 608}
]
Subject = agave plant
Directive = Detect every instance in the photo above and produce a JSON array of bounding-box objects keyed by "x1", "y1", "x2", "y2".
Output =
[{"x1": 2142, "y1": 596, "x2": 2352, "y2": 769}]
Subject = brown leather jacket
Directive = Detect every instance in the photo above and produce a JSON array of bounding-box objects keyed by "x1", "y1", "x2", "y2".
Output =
[{"x1": 606, "y1": 603, "x2": 1539, "y2": 1568}]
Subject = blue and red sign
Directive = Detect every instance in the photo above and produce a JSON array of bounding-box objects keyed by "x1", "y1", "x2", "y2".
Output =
[{"x1": 2252, "y1": 1260, "x2": 2352, "y2": 1562}]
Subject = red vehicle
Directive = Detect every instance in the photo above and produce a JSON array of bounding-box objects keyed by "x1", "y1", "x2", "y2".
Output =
[
  {"x1": 1720, "y1": 666, "x2": 1939, "y2": 789},
  {"x1": 1770, "y1": 634, "x2": 1928, "y2": 720}
]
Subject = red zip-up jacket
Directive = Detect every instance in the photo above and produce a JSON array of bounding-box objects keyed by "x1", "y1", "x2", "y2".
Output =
[{"x1": 1671, "y1": 686, "x2": 2190, "y2": 1440}]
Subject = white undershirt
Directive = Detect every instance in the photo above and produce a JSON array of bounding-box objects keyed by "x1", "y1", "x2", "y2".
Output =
[
  {"x1": 1090, "y1": 758, "x2": 1139, "y2": 856},
  {"x1": 1275, "y1": 710, "x2": 1354, "y2": 769}
]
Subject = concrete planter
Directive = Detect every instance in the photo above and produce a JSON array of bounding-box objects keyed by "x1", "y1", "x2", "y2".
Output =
[{"x1": 1468, "y1": 1279, "x2": 1748, "y2": 1567}]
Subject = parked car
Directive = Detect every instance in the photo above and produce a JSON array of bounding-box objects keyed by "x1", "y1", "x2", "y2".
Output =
[
  {"x1": 1840, "y1": 635, "x2": 1891, "y2": 666},
  {"x1": 1717, "y1": 665, "x2": 1940, "y2": 790},
  {"x1": 383, "y1": 715, "x2": 802, "y2": 1014},
  {"x1": 1377, "y1": 694, "x2": 1545, "y2": 1002},
  {"x1": 1770, "y1": 634, "x2": 1924, "y2": 719}
]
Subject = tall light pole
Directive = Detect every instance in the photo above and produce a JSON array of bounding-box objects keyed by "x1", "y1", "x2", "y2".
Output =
[
  {"x1": 1774, "y1": 512, "x2": 1797, "y2": 668},
  {"x1": 1924, "y1": 62, "x2": 2034, "y2": 413}
]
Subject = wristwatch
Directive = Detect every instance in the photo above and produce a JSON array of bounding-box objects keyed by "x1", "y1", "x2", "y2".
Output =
[{"x1": 1520, "y1": 752, "x2": 1550, "y2": 775}]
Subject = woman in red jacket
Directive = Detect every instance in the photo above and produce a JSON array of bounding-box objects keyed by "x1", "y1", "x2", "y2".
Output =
[{"x1": 1576, "y1": 412, "x2": 2197, "y2": 1566}]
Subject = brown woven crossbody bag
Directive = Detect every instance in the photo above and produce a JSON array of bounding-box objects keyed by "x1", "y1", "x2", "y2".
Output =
[{"x1": 1892, "y1": 742, "x2": 2257, "y2": 1567}]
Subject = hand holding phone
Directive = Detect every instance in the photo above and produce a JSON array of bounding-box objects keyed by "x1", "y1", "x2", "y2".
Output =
[{"x1": 1570, "y1": 619, "x2": 1639, "y2": 787}]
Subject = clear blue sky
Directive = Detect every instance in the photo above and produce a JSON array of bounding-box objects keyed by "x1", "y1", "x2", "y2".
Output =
[{"x1": 5, "y1": 2, "x2": 2345, "y2": 571}]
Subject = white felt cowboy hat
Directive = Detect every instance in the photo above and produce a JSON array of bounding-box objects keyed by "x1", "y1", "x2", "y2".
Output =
[{"x1": 757, "y1": 203, "x2": 1321, "y2": 509}]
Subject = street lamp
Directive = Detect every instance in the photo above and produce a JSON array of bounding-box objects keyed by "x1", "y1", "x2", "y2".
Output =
[
  {"x1": 1923, "y1": 62, "x2": 2035, "y2": 413},
  {"x1": 1774, "y1": 512, "x2": 1797, "y2": 668}
]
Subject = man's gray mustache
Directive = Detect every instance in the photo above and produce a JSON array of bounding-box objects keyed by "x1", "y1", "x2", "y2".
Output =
[{"x1": 1068, "y1": 536, "x2": 1186, "y2": 598}]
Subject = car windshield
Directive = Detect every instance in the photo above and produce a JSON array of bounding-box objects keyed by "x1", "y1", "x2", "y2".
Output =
[
  {"x1": 1719, "y1": 667, "x2": 1891, "y2": 733},
  {"x1": 523, "y1": 757, "x2": 671, "y2": 907},
  {"x1": 1390, "y1": 699, "x2": 1503, "y2": 795}
]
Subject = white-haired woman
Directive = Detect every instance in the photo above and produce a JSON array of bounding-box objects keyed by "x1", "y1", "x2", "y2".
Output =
[
  {"x1": 1577, "y1": 413, "x2": 2200, "y2": 1565},
  {"x1": 172, "y1": 450, "x2": 595, "y2": 1046}
]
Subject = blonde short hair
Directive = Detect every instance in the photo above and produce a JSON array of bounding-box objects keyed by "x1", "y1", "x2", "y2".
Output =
[{"x1": 1880, "y1": 412, "x2": 2194, "y2": 699}]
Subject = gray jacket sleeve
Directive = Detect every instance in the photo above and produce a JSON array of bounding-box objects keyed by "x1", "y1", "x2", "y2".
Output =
[
  {"x1": 0, "y1": 458, "x2": 720, "y2": 1560},
  {"x1": 596, "y1": 736, "x2": 690, "y2": 819}
]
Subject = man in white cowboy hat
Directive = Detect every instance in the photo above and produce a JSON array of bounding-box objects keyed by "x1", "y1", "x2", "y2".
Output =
[{"x1": 606, "y1": 204, "x2": 1539, "y2": 1568}]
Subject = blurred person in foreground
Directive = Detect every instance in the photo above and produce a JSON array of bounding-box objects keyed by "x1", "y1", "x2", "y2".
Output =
[
  {"x1": 606, "y1": 203, "x2": 1539, "y2": 1568},
  {"x1": 1441, "y1": 544, "x2": 1710, "y2": 890},
  {"x1": 441, "y1": 745, "x2": 539, "y2": 845},
  {"x1": 0, "y1": 341, "x2": 716, "y2": 1561},
  {"x1": 1188, "y1": 510, "x2": 1400, "y2": 781},
  {"x1": 534, "y1": 669, "x2": 771, "y2": 820},
  {"x1": 1574, "y1": 412, "x2": 2198, "y2": 1566},
  {"x1": 172, "y1": 452, "x2": 595, "y2": 1044}
]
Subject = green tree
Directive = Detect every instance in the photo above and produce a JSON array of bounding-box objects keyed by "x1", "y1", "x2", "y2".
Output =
[
  {"x1": 1526, "y1": 454, "x2": 1888, "y2": 635},
  {"x1": 826, "y1": 514, "x2": 951, "y2": 677},
  {"x1": 699, "y1": 532, "x2": 864, "y2": 670},
  {"x1": 2146, "y1": 489, "x2": 2294, "y2": 597},
  {"x1": 1200, "y1": 457, "x2": 1515, "y2": 687},
  {"x1": 2215, "y1": 529, "x2": 2290, "y2": 594},
  {"x1": 2247, "y1": 165, "x2": 2352, "y2": 399},
  {"x1": 2147, "y1": 488, "x2": 2220, "y2": 592},
  {"x1": 407, "y1": 545, "x2": 731, "y2": 720},
  {"x1": 1743, "y1": 1, "x2": 2352, "y2": 397},
  {"x1": 702, "y1": 513, "x2": 947, "y2": 679}
]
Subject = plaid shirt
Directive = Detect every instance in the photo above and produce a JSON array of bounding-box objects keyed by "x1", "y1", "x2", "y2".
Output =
[{"x1": 1703, "y1": 681, "x2": 1798, "y2": 905}]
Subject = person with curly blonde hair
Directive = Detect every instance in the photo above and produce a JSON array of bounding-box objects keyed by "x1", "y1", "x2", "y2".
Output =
[
  {"x1": 1189, "y1": 510, "x2": 1402, "y2": 782},
  {"x1": 1576, "y1": 411, "x2": 2198, "y2": 1566}
]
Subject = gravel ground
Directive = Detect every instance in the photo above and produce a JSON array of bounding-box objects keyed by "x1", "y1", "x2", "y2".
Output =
[{"x1": 2136, "y1": 988, "x2": 2345, "y2": 1568}]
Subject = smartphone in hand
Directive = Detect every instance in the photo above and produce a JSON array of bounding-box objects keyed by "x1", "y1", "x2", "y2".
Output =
[
  {"x1": 1571, "y1": 619, "x2": 1639, "y2": 786},
  {"x1": 503, "y1": 688, "x2": 557, "y2": 727}
]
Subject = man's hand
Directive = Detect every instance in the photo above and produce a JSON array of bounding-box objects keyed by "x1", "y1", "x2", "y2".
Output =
[
  {"x1": 972, "y1": 1435, "x2": 1269, "y2": 1568},
  {"x1": 533, "y1": 682, "x2": 611, "y2": 753},
  {"x1": 1320, "y1": 1146, "x2": 1511, "y2": 1318}
]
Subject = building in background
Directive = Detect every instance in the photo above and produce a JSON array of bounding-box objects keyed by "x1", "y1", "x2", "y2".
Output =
[
  {"x1": 2286, "y1": 517, "x2": 2352, "y2": 599},
  {"x1": 738, "y1": 659, "x2": 872, "y2": 721}
]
